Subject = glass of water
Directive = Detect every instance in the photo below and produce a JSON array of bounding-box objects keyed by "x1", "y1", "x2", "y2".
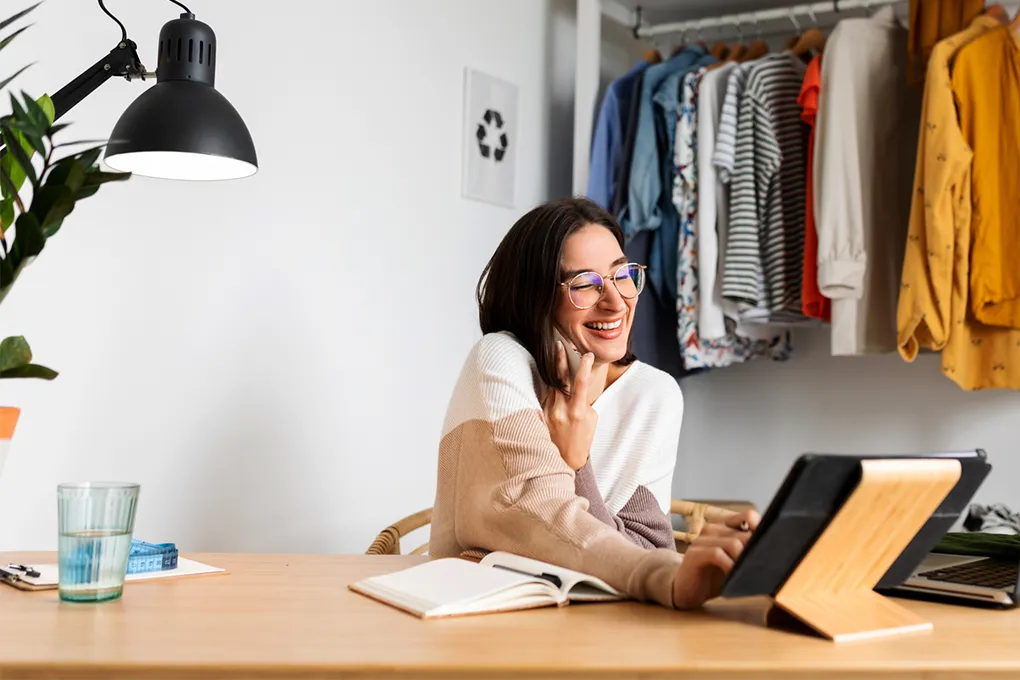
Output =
[{"x1": 57, "y1": 481, "x2": 140, "y2": 603}]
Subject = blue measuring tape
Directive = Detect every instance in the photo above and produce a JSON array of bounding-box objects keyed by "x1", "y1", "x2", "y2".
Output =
[{"x1": 127, "y1": 539, "x2": 178, "y2": 574}]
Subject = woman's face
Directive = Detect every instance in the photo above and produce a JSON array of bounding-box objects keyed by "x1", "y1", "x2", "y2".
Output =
[{"x1": 554, "y1": 224, "x2": 638, "y2": 365}]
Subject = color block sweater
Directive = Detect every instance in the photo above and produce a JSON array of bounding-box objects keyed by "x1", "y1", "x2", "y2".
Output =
[{"x1": 429, "y1": 332, "x2": 686, "y2": 608}]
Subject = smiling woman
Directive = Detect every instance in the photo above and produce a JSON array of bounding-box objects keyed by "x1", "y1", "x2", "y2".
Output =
[{"x1": 428, "y1": 197, "x2": 760, "y2": 611}]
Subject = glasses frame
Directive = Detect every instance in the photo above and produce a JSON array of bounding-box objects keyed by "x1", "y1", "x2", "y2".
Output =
[{"x1": 558, "y1": 262, "x2": 647, "y2": 310}]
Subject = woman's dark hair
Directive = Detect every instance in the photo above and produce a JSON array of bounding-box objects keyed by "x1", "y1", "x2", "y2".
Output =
[{"x1": 476, "y1": 196, "x2": 637, "y2": 393}]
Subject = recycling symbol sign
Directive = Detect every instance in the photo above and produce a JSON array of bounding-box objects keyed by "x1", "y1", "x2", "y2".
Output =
[{"x1": 476, "y1": 109, "x2": 509, "y2": 162}]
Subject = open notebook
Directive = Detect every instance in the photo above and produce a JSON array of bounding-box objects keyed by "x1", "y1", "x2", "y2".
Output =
[{"x1": 348, "y1": 551, "x2": 625, "y2": 619}]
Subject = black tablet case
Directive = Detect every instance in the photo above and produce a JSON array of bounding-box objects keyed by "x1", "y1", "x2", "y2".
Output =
[{"x1": 720, "y1": 450, "x2": 991, "y2": 599}]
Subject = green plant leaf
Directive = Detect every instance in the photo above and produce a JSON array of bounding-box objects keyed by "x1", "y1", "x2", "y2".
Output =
[
  {"x1": 76, "y1": 146, "x2": 104, "y2": 171},
  {"x1": 0, "y1": 164, "x2": 22, "y2": 221},
  {"x1": 0, "y1": 63, "x2": 33, "y2": 94},
  {"x1": 2, "y1": 125, "x2": 37, "y2": 188},
  {"x1": 0, "y1": 335, "x2": 32, "y2": 372},
  {"x1": 31, "y1": 184, "x2": 74, "y2": 237},
  {"x1": 75, "y1": 184, "x2": 100, "y2": 201},
  {"x1": 0, "y1": 94, "x2": 52, "y2": 198},
  {"x1": 11, "y1": 210, "x2": 44, "y2": 260},
  {"x1": 0, "y1": 24, "x2": 31, "y2": 53},
  {"x1": 9, "y1": 120, "x2": 45, "y2": 156},
  {"x1": 45, "y1": 122, "x2": 70, "y2": 137},
  {"x1": 0, "y1": 197, "x2": 12, "y2": 232},
  {"x1": 0, "y1": 255, "x2": 13, "y2": 295},
  {"x1": 0, "y1": 3, "x2": 41, "y2": 34},
  {"x1": 82, "y1": 169, "x2": 130, "y2": 188},
  {"x1": 0, "y1": 364, "x2": 58, "y2": 380},
  {"x1": 21, "y1": 90, "x2": 49, "y2": 130}
]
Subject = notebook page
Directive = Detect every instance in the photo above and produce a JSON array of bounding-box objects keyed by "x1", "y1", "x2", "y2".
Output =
[
  {"x1": 480, "y1": 552, "x2": 623, "y2": 599},
  {"x1": 351, "y1": 558, "x2": 558, "y2": 616}
]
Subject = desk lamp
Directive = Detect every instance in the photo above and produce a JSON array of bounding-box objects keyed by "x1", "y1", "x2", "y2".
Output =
[{"x1": 46, "y1": 0, "x2": 257, "y2": 181}]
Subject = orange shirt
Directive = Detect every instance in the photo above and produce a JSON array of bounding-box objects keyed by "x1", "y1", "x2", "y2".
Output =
[
  {"x1": 952, "y1": 26, "x2": 1020, "y2": 329},
  {"x1": 798, "y1": 55, "x2": 829, "y2": 322},
  {"x1": 897, "y1": 15, "x2": 1020, "y2": 391}
]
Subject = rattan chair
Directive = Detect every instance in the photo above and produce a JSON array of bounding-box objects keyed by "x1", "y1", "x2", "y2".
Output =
[{"x1": 365, "y1": 499, "x2": 756, "y2": 555}]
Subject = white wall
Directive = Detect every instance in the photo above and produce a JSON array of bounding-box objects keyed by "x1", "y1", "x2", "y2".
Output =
[
  {"x1": 0, "y1": 0, "x2": 595, "y2": 553},
  {"x1": 6, "y1": 0, "x2": 1013, "y2": 556},
  {"x1": 674, "y1": 328, "x2": 1020, "y2": 515}
]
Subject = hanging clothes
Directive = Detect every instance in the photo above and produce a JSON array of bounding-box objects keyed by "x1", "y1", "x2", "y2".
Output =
[
  {"x1": 723, "y1": 52, "x2": 809, "y2": 321},
  {"x1": 952, "y1": 25, "x2": 1020, "y2": 330},
  {"x1": 587, "y1": 60, "x2": 651, "y2": 211},
  {"x1": 613, "y1": 69, "x2": 646, "y2": 217},
  {"x1": 897, "y1": 14, "x2": 1020, "y2": 391},
  {"x1": 690, "y1": 63, "x2": 792, "y2": 367},
  {"x1": 619, "y1": 47, "x2": 716, "y2": 311},
  {"x1": 712, "y1": 59, "x2": 772, "y2": 323},
  {"x1": 907, "y1": 0, "x2": 984, "y2": 85},
  {"x1": 673, "y1": 69, "x2": 705, "y2": 369},
  {"x1": 696, "y1": 62, "x2": 738, "y2": 341},
  {"x1": 814, "y1": 6, "x2": 920, "y2": 356},
  {"x1": 798, "y1": 55, "x2": 830, "y2": 322}
]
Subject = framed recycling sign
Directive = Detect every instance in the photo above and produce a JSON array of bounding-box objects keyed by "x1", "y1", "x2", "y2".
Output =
[{"x1": 461, "y1": 68, "x2": 518, "y2": 208}]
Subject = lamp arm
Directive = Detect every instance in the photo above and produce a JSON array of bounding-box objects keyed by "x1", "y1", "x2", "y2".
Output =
[{"x1": 50, "y1": 38, "x2": 148, "y2": 122}]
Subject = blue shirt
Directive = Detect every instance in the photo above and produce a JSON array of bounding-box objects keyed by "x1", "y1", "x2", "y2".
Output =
[
  {"x1": 619, "y1": 46, "x2": 709, "y2": 238},
  {"x1": 585, "y1": 60, "x2": 649, "y2": 211},
  {"x1": 623, "y1": 47, "x2": 716, "y2": 307}
]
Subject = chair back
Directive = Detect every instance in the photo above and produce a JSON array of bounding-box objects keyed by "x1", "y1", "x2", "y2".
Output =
[{"x1": 365, "y1": 499, "x2": 756, "y2": 555}]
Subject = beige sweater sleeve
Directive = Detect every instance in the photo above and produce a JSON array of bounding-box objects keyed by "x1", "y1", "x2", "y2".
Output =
[{"x1": 429, "y1": 334, "x2": 684, "y2": 608}]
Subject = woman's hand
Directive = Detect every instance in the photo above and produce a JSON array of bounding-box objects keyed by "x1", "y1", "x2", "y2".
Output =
[
  {"x1": 672, "y1": 509, "x2": 762, "y2": 609},
  {"x1": 542, "y1": 341, "x2": 597, "y2": 471}
]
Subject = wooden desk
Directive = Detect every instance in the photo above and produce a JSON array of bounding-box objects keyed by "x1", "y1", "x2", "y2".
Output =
[{"x1": 2, "y1": 552, "x2": 1019, "y2": 679}]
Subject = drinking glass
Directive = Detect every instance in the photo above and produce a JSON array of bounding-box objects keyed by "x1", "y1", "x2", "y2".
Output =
[{"x1": 57, "y1": 481, "x2": 140, "y2": 602}]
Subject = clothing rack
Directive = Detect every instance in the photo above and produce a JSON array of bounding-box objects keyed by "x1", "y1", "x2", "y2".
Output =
[
  {"x1": 627, "y1": 0, "x2": 906, "y2": 40},
  {"x1": 571, "y1": 0, "x2": 907, "y2": 194}
]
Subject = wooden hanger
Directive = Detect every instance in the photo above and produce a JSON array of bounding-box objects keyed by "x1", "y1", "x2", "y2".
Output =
[
  {"x1": 984, "y1": 4, "x2": 1009, "y2": 24},
  {"x1": 642, "y1": 47, "x2": 662, "y2": 64},
  {"x1": 789, "y1": 7, "x2": 826, "y2": 57},
  {"x1": 711, "y1": 41, "x2": 730, "y2": 60},
  {"x1": 743, "y1": 39, "x2": 769, "y2": 60},
  {"x1": 790, "y1": 28, "x2": 827, "y2": 56},
  {"x1": 741, "y1": 16, "x2": 768, "y2": 61},
  {"x1": 725, "y1": 18, "x2": 748, "y2": 62}
]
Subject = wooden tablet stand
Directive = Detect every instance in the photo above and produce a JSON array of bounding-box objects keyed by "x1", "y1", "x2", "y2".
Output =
[{"x1": 764, "y1": 457, "x2": 962, "y2": 643}]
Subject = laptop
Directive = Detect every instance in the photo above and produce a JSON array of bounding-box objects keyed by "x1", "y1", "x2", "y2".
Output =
[{"x1": 888, "y1": 551, "x2": 1018, "y2": 608}]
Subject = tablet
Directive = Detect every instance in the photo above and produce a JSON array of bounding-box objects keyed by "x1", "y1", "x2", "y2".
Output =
[{"x1": 720, "y1": 449, "x2": 991, "y2": 599}]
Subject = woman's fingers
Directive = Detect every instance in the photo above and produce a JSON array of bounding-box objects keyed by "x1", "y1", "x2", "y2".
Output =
[
  {"x1": 724, "y1": 508, "x2": 761, "y2": 532},
  {"x1": 556, "y1": 341, "x2": 569, "y2": 384},
  {"x1": 692, "y1": 535, "x2": 745, "y2": 562},
  {"x1": 570, "y1": 351, "x2": 594, "y2": 408}
]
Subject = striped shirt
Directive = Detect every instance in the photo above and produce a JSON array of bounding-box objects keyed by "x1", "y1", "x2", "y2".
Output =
[
  {"x1": 711, "y1": 61, "x2": 757, "y2": 184},
  {"x1": 722, "y1": 52, "x2": 809, "y2": 315}
]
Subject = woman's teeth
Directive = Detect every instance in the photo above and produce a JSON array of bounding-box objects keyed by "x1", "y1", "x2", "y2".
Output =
[{"x1": 585, "y1": 320, "x2": 622, "y2": 331}]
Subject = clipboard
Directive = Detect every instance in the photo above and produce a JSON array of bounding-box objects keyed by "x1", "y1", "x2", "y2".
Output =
[
  {"x1": 0, "y1": 563, "x2": 57, "y2": 591},
  {"x1": 1, "y1": 557, "x2": 226, "y2": 592}
]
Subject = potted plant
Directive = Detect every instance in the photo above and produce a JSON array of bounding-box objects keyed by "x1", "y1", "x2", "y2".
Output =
[{"x1": 0, "y1": 3, "x2": 131, "y2": 475}]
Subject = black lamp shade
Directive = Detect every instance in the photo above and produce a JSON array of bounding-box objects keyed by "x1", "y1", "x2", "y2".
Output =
[{"x1": 104, "y1": 13, "x2": 257, "y2": 181}]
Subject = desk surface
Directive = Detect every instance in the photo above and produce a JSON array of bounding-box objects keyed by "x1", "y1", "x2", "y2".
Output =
[{"x1": 2, "y1": 551, "x2": 1019, "y2": 679}]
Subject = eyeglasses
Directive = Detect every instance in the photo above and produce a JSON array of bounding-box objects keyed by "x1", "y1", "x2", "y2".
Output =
[{"x1": 559, "y1": 262, "x2": 646, "y2": 310}]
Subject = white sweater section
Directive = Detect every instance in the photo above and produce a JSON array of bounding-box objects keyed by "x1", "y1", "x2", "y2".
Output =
[{"x1": 442, "y1": 332, "x2": 684, "y2": 516}]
